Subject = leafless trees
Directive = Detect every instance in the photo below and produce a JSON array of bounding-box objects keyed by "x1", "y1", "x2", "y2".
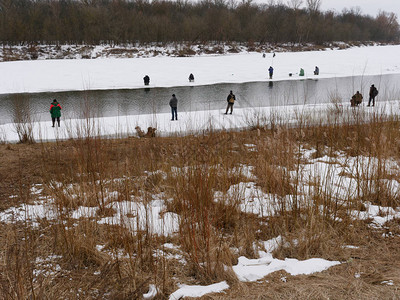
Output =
[{"x1": 0, "y1": 0, "x2": 398, "y2": 46}]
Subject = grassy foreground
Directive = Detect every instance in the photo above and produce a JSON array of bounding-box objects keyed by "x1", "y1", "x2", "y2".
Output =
[{"x1": 1, "y1": 109, "x2": 400, "y2": 299}]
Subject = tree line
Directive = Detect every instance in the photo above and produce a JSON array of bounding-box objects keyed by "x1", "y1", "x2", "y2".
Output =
[{"x1": 0, "y1": 0, "x2": 399, "y2": 46}]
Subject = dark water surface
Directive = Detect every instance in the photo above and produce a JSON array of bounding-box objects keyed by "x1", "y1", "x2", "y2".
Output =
[{"x1": 1, "y1": 74, "x2": 400, "y2": 125}]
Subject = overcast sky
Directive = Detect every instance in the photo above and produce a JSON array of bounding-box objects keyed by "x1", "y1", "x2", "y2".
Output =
[
  {"x1": 253, "y1": 0, "x2": 400, "y2": 17},
  {"x1": 320, "y1": 0, "x2": 400, "y2": 16}
]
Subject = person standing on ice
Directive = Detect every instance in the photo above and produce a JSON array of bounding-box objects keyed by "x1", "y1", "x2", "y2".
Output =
[
  {"x1": 189, "y1": 73, "x2": 194, "y2": 82},
  {"x1": 143, "y1": 75, "x2": 150, "y2": 86},
  {"x1": 368, "y1": 84, "x2": 378, "y2": 107},
  {"x1": 50, "y1": 99, "x2": 62, "y2": 127},
  {"x1": 225, "y1": 90, "x2": 236, "y2": 114},
  {"x1": 268, "y1": 66, "x2": 274, "y2": 79},
  {"x1": 169, "y1": 94, "x2": 178, "y2": 121}
]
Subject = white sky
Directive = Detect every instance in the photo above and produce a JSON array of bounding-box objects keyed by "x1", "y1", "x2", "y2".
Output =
[
  {"x1": 320, "y1": 0, "x2": 400, "y2": 17},
  {"x1": 257, "y1": 0, "x2": 400, "y2": 17}
]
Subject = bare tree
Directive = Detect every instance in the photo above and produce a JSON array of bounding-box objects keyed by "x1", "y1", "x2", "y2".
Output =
[
  {"x1": 375, "y1": 11, "x2": 400, "y2": 41},
  {"x1": 287, "y1": 0, "x2": 302, "y2": 10},
  {"x1": 0, "y1": 0, "x2": 398, "y2": 46},
  {"x1": 306, "y1": 0, "x2": 321, "y2": 13}
]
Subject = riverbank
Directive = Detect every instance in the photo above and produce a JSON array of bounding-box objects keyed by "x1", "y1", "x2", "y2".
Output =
[{"x1": 2, "y1": 99, "x2": 400, "y2": 143}]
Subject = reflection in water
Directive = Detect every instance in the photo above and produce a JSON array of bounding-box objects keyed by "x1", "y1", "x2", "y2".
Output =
[{"x1": 0, "y1": 74, "x2": 400, "y2": 124}]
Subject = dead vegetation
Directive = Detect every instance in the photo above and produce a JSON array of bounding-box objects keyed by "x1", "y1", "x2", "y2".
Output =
[{"x1": 1, "y1": 110, "x2": 400, "y2": 299}]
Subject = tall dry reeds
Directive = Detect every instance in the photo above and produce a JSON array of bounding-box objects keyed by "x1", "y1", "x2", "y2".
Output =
[
  {"x1": 9, "y1": 93, "x2": 35, "y2": 143},
  {"x1": 2, "y1": 97, "x2": 400, "y2": 298}
]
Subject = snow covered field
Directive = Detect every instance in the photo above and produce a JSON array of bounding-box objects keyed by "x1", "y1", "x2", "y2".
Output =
[{"x1": 1, "y1": 44, "x2": 400, "y2": 143}]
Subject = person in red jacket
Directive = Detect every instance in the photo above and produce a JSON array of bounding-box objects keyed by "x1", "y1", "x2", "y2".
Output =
[{"x1": 50, "y1": 99, "x2": 62, "y2": 127}]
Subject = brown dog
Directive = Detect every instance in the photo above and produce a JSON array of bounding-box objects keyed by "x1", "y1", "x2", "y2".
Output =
[{"x1": 135, "y1": 126, "x2": 156, "y2": 138}]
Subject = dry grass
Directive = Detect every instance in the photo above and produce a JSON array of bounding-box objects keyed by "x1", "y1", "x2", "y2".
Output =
[
  {"x1": 1, "y1": 110, "x2": 400, "y2": 298},
  {"x1": 211, "y1": 236, "x2": 400, "y2": 299}
]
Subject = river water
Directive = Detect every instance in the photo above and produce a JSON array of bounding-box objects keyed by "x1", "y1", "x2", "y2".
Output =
[{"x1": 1, "y1": 74, "x2": 399, "y2": 125}]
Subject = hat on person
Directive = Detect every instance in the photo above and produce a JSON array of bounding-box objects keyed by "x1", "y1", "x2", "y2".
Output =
[{"x1": 172, "y1": 94, "x2": 175, "y2": 97}]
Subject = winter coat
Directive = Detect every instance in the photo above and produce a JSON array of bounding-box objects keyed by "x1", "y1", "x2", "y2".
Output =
[
  {"x1": 227, "y1": 93, "x2": 236, "y2": 103},
  {"x1": 369, "y1": 86, "x2": 378, "y2": 97},
  {"x1": 268, "y1": 67, "x2": 274, "y2": 75},
  {"x1": 50, "y1": 101, "x2": 62, "y2": 118},
  {"x1": 353, "y1": 92, "x2": 363, "y2": 104},
  {"x1": 169, "y1": 96, "x2": 178, "y2": 108}
]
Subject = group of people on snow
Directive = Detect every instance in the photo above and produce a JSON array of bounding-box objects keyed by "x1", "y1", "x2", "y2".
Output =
[
  {"x1": 49, "y1": 84, "x2": 380, "y2": 128},
  {"x1": 49, "y1": 70, "x2": 380, "y2": 127},
  {"x1": 350, "y1": 84, "x2": 379, "y2": 107},
  {"x1": 143, "y1": 73, "x2": 195, "y2": 86},
  {"x1": 162, "y1": 82, "x2": 379, "y2": 124},
  {"x1": 267, "y1": 66, "x2": 318, "y2": 79},
  {"x1": 166, "y1": 90, "x2": 237, "y2": 122}
]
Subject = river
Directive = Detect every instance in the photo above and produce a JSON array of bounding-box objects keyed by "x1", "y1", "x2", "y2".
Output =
[{"x1": 1, "y1": 74, "x2": 399, "y2": 125}]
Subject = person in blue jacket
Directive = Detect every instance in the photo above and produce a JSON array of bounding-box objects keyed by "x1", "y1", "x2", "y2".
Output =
[{"x1": 268, "y1": 66, "x2": 274, "y2": 79}]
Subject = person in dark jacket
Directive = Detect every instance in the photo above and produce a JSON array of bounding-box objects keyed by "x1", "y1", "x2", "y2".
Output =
[
  {"x1": 314, "y1": 66, "x2": 319, "y2": 75},
  {"x1": 368, "y1": 84, "x2": 378, "y2": 106},
  {"x1": 268, "y1": 66, "x2": 274, "y2": 79},
  {"x1": 189, "y1": 73, "x2": 194, "y2": 82},
  {"x1": 143, "y1": 75, "x2": 150, "y2": 86},
  {"x1": 169, "y1": 94, "x2": 178, "y2": 121},
  {"x1": 50, "y1": 99, "x2": 62, "y2": 127},
  {"x1": 225, "y1": 90, "x2": 236, "y2": 114}
]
